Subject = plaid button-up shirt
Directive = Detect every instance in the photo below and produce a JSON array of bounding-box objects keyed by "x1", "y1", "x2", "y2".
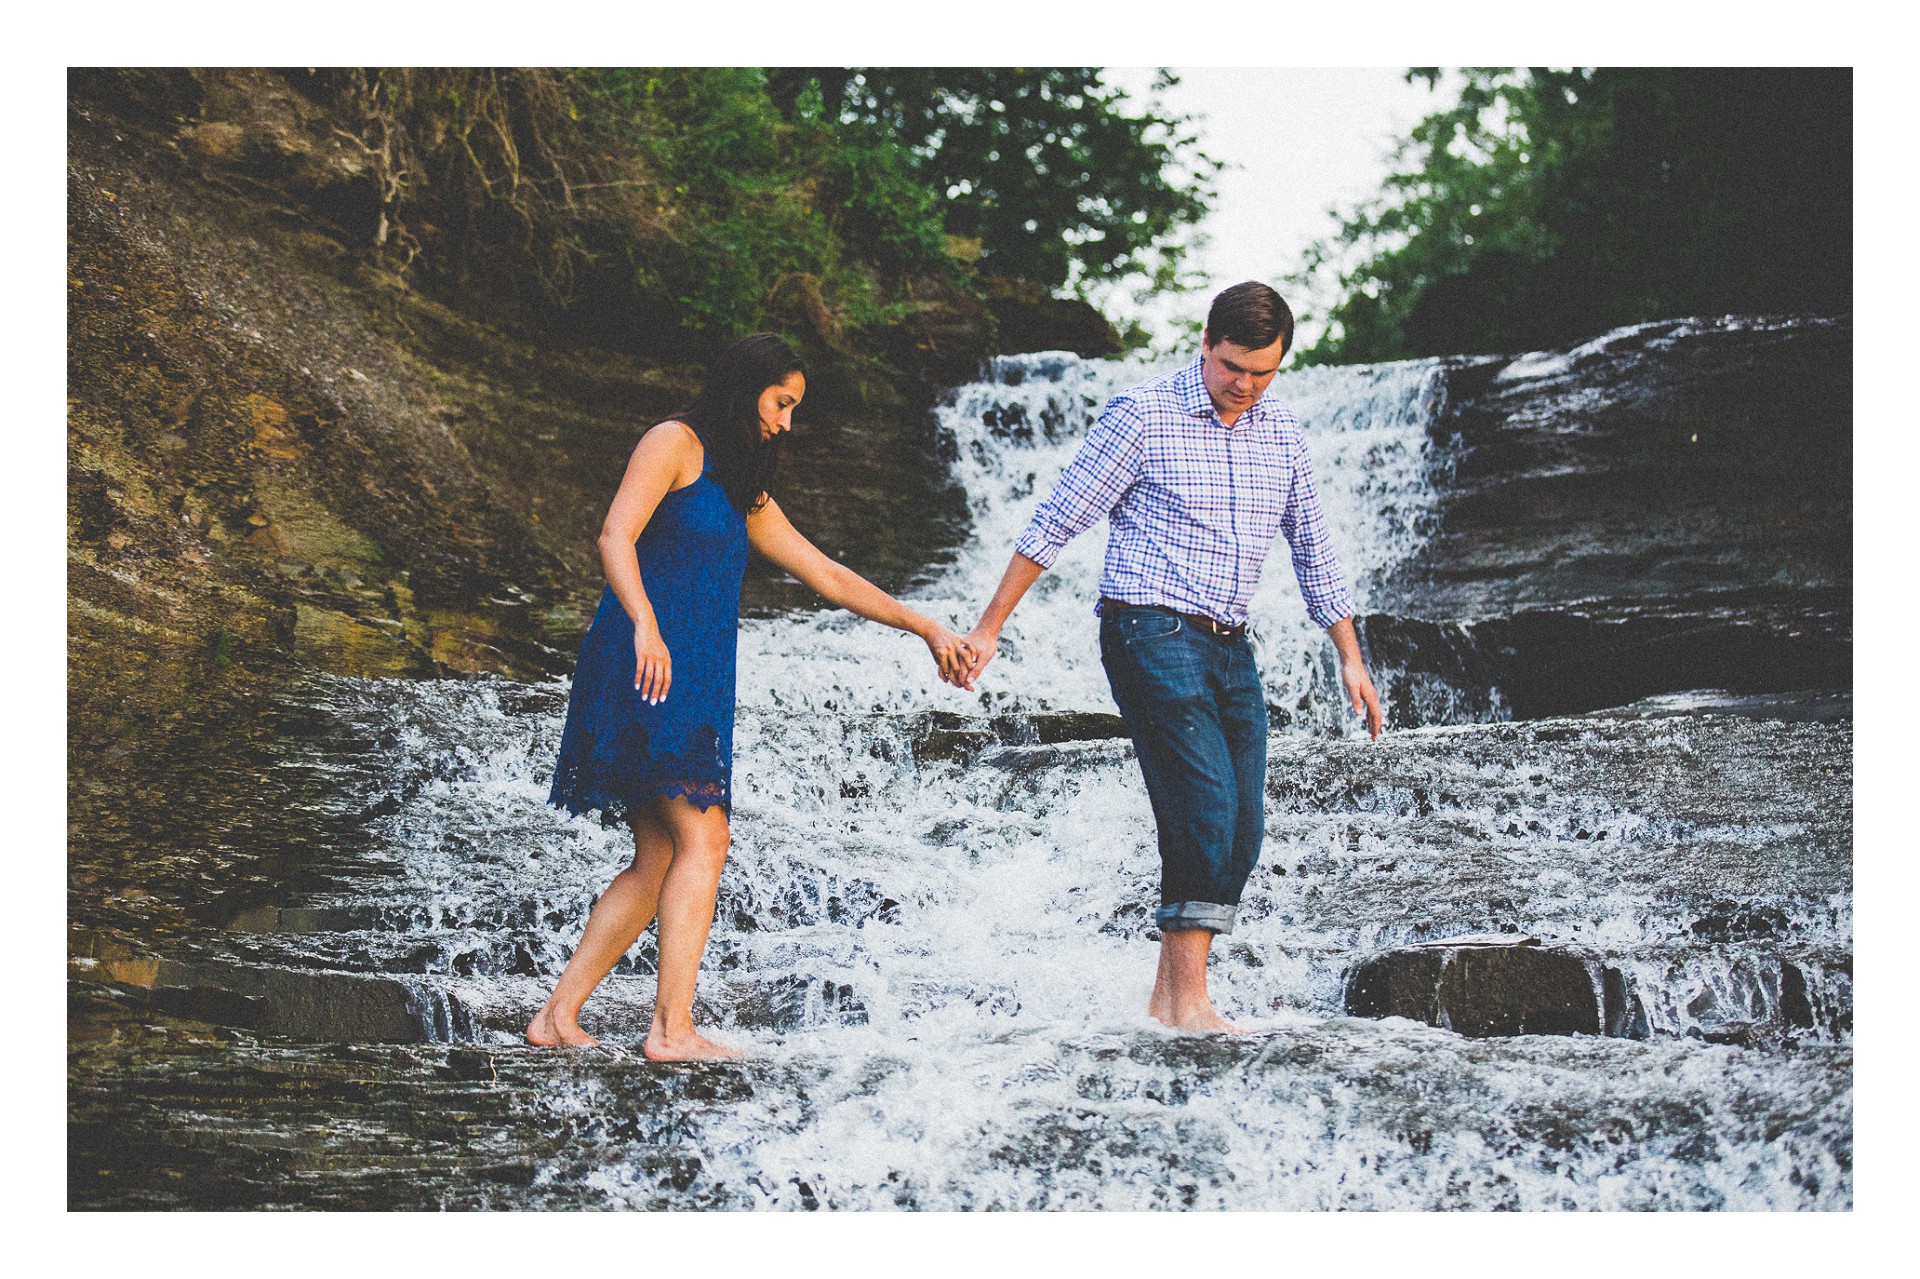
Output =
[{"x1": 1012, "y1": 357, "x2": 1354, "y2": 630}]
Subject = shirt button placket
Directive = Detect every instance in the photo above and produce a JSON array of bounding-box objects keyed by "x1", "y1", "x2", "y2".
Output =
[{"x1": 1224, "y1": 422, "x2": 1241, "y2": 614}]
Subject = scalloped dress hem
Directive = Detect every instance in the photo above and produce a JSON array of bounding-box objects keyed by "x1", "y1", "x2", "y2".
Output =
[{"x1": 548, "y1": 780, "x2": 730, "y2": 829}]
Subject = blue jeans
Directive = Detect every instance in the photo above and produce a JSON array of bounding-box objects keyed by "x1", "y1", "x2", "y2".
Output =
[{"x1": 1099, "y1": 605, "x2": 1268, "y2": 935}]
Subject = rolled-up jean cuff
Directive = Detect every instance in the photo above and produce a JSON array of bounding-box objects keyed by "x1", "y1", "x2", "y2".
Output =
[{"x1": 1156, "y1": 901, "x2": 1238, "y2": 934}]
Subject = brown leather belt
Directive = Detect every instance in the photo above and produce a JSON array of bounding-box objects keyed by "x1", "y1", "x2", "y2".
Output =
[{"x1": 1101, "y1": 597, "x2": 1248, "y2": 638}]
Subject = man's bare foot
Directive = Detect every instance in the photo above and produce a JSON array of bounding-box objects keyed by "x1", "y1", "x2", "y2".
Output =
[
  {"x1": 525, "y1": 1005, "x2": 599, "y2": 1047},
  {"x1": 1152, "y1": 1002, "x2": 1250, "y2": 1034},
  {"x1": 1147, "y1": 978, "x2": 1174, "y2": 1023},
  {"x1": 642, "y1": 1025, "x2": 744, "y2": 1062}
]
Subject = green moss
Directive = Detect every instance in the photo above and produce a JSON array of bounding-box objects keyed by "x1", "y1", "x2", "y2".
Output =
[{"x1": 248, "y1": 473, "x2": 386, "y2": 577}]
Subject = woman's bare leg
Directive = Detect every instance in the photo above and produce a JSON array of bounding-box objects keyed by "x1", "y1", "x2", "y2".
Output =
[
  {"x1": 527, "y1": 805, "x2": 675, "y2": 1046},
  {"x1": 643, "y1": 795, "x2": 740, "y2": 1061}
]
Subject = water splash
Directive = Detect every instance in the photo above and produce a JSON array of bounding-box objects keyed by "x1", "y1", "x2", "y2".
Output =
[{"x1": 230, "y1": 668, "x2": 1851, "y2": 1217}]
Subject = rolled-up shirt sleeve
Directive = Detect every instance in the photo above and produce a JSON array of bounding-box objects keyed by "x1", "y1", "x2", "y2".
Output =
[
  {"x1": 1278, "y1": 431, "x2": 1355, "y2": 629},
  {"x1": 1012, "y1": 396, "x2": 1147, "y2": 569}
]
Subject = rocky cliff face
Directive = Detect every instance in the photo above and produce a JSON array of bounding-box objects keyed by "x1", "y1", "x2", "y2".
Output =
[{"x1": 1361, "y1": 315, "x2": 1851, "y2": 720}]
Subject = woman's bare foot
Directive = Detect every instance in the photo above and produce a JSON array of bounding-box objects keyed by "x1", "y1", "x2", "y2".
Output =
[
  {"x1": 642, "y1": 1025, "x2": 744, "y2": 1062},
  {"x1": 525, "y1": 1004, "x2": 599, "y2": 1047}
]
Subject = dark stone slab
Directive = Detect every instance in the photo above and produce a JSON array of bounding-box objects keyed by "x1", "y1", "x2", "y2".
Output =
[
  {"x1": 908, "y1": 709, "x2": 1129, "y2": 763},
  {"x1": 979, "y1": 275, "x2": 1124, "y2": 359},
  {"x1": 1469, "y1": 593, "x2": 1851, "y2": 720},
  {"x1": 76, "y1": 954, "x2": 461, "y2": 1043},
  {"x1": 1778, "y1": 962, "x2": 1816, "y2": 1032},
  {"x1": 1345, "y1": 944, "x2": 1602, "y2": 1037},
  {"x1": 1027, "y1": 711, "x2": 1130, "y2": 745},
  {"x1": 1359, "y1": 588, "x2": 1850, "y2": 721},
  {"x1": 1380, "y1": 316, "x2": 1851, "y2": 626},
  {"x1": 911, "y1": 711, "x2": 1000, "y2": 764}
]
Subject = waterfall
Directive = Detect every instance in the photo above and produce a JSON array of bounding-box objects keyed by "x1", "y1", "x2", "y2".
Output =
[{"x1": 738, "y1": 350, "x2": 1450, "y2": 733}]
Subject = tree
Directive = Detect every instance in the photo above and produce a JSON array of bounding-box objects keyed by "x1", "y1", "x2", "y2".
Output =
[
  {"x1": 1295, "y1": 68, "x2": 1852, "y2": 363},
  {"x1": 774, "y1": 68, "x2": 1221, "y2": 293}
]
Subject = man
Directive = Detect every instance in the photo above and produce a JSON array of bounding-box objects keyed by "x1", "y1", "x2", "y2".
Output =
[{"x1": 960, "y1": 281, "x2": 1383, "y2": 1033}]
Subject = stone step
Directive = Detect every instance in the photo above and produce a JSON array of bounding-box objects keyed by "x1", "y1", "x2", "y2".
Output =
[
  {"x1": 1346, "y1": 942, "x2": 1602, "y2": 1037},
  {"x1": 1343, "y1": 940, "x2": 1839, "y2": 1042},
  {"x1": 69, "y1": 952, "x2": 467, "y2": 1043}
]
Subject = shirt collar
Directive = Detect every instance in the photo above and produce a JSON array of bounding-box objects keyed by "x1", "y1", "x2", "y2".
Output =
[
  {"x1": 1177, "y1": 358, "x2": 1215, "y2": 419},
  {"x1": 1178, "y1": 355, "x2": 1267, "y2": 426}
]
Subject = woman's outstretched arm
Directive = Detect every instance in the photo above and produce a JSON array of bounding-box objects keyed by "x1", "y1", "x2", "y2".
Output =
[
  {"x1": 600, "y1": 422, "x2": 703, "y2": 703},
  {"x1": 745, "y1": 497, "x2": 974, "y2": 686}
]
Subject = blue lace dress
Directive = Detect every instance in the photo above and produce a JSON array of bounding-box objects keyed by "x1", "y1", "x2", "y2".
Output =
[{"x1": 548, "y1": 454, "x2": 748, "y2": 821}]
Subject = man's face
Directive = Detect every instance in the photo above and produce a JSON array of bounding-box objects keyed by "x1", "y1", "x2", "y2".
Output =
[{"x1": 1199, "y1": 330, "x2": 1288, "y2": 419}]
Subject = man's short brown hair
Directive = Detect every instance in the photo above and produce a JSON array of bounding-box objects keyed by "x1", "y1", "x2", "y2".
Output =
[{"x1": 1205, "y1": 281, "x2": 1295, "y2": 356}]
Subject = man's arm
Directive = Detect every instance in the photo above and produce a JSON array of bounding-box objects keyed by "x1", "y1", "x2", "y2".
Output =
[
  {"x1": 1278, "y1": 421, "x2": 1381, "y2": 739},
  {"x1": 960, "y1": 552, "x2": 1045, "y2": 688},
  {"x1": 1276, "y1": 424, "x2": 1355, "y2": 631},
  {"x1": 963, "y1": 398, "x2": 1146, "y2": 687}
]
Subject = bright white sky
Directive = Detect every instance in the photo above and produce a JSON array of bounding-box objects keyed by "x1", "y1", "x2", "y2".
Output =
[{"x1": 1098, "y1": 67, "x2": 1444, "y2": 353}]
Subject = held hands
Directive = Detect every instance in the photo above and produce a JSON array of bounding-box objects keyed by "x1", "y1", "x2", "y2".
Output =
[
  {"x1": 922, "y1": 623, "x2": 978, "y2": 688},
  {"x1": 956, "y1": 624, "x2": 1000, "y2": 692},
  {"x1": 633, "y1": 622, "x2": 672, "y2": 704}
]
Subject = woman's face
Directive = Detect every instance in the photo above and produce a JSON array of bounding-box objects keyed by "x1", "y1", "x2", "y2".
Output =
[{"x1": 757, "y1": 371, "x2": 805, "y2": 440}]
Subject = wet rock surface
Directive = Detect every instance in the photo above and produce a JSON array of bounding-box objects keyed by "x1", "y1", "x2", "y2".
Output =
[
  {"x1": 71, "y1": 960, "x2": 460, "y2": 1044},
  {"x1": 1346, "y1": 943, "x2": 1603, "y2": 1037},
  {"x1": 1384, "y1": 316, "x2": 1850, "y2": 622},
  {"x1": 69, "y1": 997, "x2": 1851, "y2": 1210},
  {"x1": 1364, "y1": 316, "x2": 1850, "y2": 718},
  {"x1": 978, "y1": 275, "x2": 1125, "y2": 359},
  {"x1": 1362, "y1": 588, "x2": 1850, "y2": 721},
  {"x1": 908, "y1": 709, "x2": 1130, "y2": 762},
  {"x1": 68, "y1": 668, "x2": 1851, "y2": 1207}
]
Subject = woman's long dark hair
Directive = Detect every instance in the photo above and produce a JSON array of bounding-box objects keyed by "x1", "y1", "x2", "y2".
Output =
[{"x1": 672, "y1": 332, "x2": 803, "y2": 515}]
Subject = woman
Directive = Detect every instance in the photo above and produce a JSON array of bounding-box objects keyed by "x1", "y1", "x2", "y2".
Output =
[{"x1": 531, "y1": 333, "x2": 973, "y2": 1060}]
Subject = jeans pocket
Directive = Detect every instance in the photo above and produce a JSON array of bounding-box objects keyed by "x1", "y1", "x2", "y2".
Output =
[
  {"x1": 1121, "y1": 629, "x2": 1206, "y2": 708},
  {"x1": 1118, "y1": 610, "x2": 1183, "y2": 645}
]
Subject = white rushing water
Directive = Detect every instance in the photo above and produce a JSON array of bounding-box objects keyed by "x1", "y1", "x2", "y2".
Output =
[
  {"x1": 737, "y1": 351, "x2": 1448, "y2": 730},
  {"x1": 259, "y1": 350, "x2": 1848, "y2": 1209}
]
